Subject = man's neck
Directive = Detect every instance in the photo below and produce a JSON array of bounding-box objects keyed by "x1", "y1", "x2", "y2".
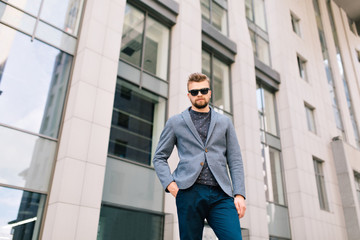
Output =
[{"x1": 191, "y1": 105, "x2": 210, "y2": 113}]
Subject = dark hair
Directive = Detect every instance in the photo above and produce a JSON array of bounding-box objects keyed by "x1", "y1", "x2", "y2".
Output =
[{"x1": 187, "y1": 73, "x2": 210, "y2": 90}]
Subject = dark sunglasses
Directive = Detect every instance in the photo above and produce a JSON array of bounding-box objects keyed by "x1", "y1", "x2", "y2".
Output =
[{"x1": 188, "y1": 88, "x2": 210, "y2": 96}]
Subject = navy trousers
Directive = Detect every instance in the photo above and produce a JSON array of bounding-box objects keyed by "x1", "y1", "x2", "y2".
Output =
[{"x1": 176, "y1": 183, "x2": 242, "y2": 240}]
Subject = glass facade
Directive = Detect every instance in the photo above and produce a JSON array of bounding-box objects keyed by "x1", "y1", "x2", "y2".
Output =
[
  {"x1": 202, "y1": 50, "x2": 231, "y2": 115},
  {"x1": 0, "y1": 0, "x2": 82, "y2": 238},
  {"x1": 246, "y1": 0, "x2": 271, "y2": 66},
  {"x1": 98, "y1": 205, "x2": 164, "y2": 240},
  {"x1": 120, "y1": 4, "x2": 170, "y2": 80},
  {"x1": 201, "y1": 0, "x2": 228, "y2": 35},
  {"x1": 0, "y1": 186, "x2": 46, "y2": 240},
  {"x1": 312, "y1": 0, "x2": 345, "y2": 138},
  {"x1": 108, "y1": 79, "x2": 166, "y2": 166},
  {"x1": 313, "y1": 158, "x2": 329, "y2": 211}
]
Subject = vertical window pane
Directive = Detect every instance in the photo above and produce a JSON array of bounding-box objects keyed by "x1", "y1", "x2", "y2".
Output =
[
  {"x1": 0, "y1": 25, "x2": 72, "y2": 138},
  {"x1": 0, "y1": 187, "x2": 46, "y2": 240},
  {"x1": 108, "y1": 80, "x2": 166, "y2": 165},
  {"x1": 143, "y1": 17, "x2": 169, "y2": 79},
  {"x1": 202, "y1": 50, "x2": 211, "y2": 78},
  {"x1": 0, "y1": 126, "x2": 56, "y2": 192},
  {"x1": 263, "y1": 89, "x2": 278, "y2": 136},
  {"x1": 256, "y1": 35, "x2": 270, "y2": 65},
  {"x1": 201, "y1": 0, "x2": 210, "y2": 22},
  {"x1": 254, "y1": 0, "x2": 267, "y2": 31},
  {"x1": 291, "y1": 13, "x2": 301, "y2": 36},
  {"x1": 305, "y1": 105, "x2": 316, "y2": 133},
  {"x1": 120, "y1": 4, "x2": 145, "y2": 67},
  {"x1": 212, "y1": 57, "x2": 230, "y2": 112},
  {"x1": 249, "y1": 29, "x2": 256, "y2": 55},
  {"x1": 245, "y1": 0, "x2": 254, "y2": 21},
  {"x1": 313, "y1": 159, "x2": 329, "y2": 210},
  {"x1": 40, "y1": 0, "x2": 84, "y2": 35},
  {"x1": 354, "y1": 172, "x2": 360, "y2": 208},
  {"x1": 211, "y1": 2, "x2": 228, "y2": 35},
  {"x1": 98, "y1": 205, "x2": 164, "y2": 240},
  {"x1": 269, "y1": 148, "x2": 285, "y2": 205}
]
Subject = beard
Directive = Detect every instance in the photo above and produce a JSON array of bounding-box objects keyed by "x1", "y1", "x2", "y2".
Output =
[{"x1": 192, "y1": 98, "x2": 209, "y2": 109}]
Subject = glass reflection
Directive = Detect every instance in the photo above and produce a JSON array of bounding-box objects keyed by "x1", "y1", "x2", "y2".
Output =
[
  {"x1": 200, "y1": 0, "x2": 210, "y2": 22},
  {"x1": 143, "y1": 17, "x2": 169, "y2": 79},
  {"x1": 108, "y1": 80, "x2": 166, "y2": 165},
  {"x1": 120, "y1": 4, "x2": 145, "y2": 67},
  {"x1": 0, "y1": 126, "x2": 56, "y2": 192},
  {"x1": 213, "y1": 57, "x2": 230, "y2": 112},
  {"x1": 40, "y1": 0, "x2": 84, "y2": 35},
  {"x1": 98, "y1": 205, "x2": 164, "y2": 240},
  {"x1": 3, "y1": 0, "x2": 41, "y2": 16},
  {"x1": 0, "y1": 186, "x2": 46, "y2": 240},
  {"x1": 211, "y1": 1, "x2": 228, "y2": 35},
  {"x1": 0, "y1": 24, "x2": 72, "y2": 138}
]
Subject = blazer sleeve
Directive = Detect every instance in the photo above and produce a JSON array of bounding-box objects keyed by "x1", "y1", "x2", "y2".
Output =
[
  {"x1": 226, "y1": 118, "x2": 246, "y2": 198},
  {"x1": 153, "y1": 118, "x2": 177, "y2": 191}
]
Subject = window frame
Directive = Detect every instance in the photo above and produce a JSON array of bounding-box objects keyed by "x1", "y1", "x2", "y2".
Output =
[
  {"x1": 313, "y1": 157, "x2": 330, "y2": 211},
  {"x1": 297, "y1": 54, "x2": 308, "y2": 82},
  {"x1": 305, "y1": 103, "x2": 317, "y2": 134},
  {"x1": 201, "y1": 0, "x2": 229, "y2": 36},
  {"x1": 291, "y1": 11, "x2": 301, "y2": 36}
]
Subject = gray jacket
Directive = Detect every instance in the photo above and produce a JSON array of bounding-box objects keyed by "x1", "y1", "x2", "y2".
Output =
[{"x1": 153, "y1": 107, "x2": 246, "y2": 198}]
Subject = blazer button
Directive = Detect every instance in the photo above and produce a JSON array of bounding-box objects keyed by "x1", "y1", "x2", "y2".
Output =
[
  {"x1": 205, "y1": 148, "x2": 208, "y2": 153},
  {"x1": 200, "y1": 162, "x2": 204, "y2": 166}
]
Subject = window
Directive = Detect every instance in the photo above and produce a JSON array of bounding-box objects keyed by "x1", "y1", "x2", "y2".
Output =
[
  {"x1": 0, "y1": 24, "x2": 72, "y2": 138},
  {"x1": 297, "y1": 55, "x2": 308, "y2": 81},
  {"x1": 262, "y1": 145, "x2": 286, "y2": 205},
  {"x1": 356, "y1": 49, "x2": 360, "y2": 62},
  {"x1": 0, "y1": 186, "x2": 46, "y2": 240},
  {"x1": 108, "y1": 80, "x2": 166, "y2": 166},
  {"x1": 201, "y1": 0, "x2": 228, "y2": 35},
  {"x1": 256, "y1": 84, "x2": 278, "y2": 136},
  {"x1": 305, "y1": 104, "x2": 316, "y2": 133},
  {"x1": 246, "y1": 0, "x2": 271, "y2": 66},
  {"x1": 354, "y1": 171, "x2": 360, "y2": 208},
  {"x1": 291, "y1": 12, "x2": 301, "y2": 36},
  {"x1": 202, "y1": 50, "x2": 231, "y2": 115},
  {"x1": 313, "y1": 158, "x2": 329, "y2": 211},
  {"x1": 98, "y1": 205, "x2": 164, "y2": 240},
  {"x1": 120, "y1": 4, "x2": 170, "y2": 80}
]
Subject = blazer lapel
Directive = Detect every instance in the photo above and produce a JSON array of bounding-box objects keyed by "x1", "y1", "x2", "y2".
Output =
[
  {"x1": 205, "y1": 107, "x2": 218, "y2": 145},
  {"x1": 181, "y1": 109, "x2": 204, "y2": 146}
]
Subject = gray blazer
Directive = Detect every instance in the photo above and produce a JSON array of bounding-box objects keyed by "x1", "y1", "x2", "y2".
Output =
[{"x1": 153, "y1": 107, "x2": 246, "y2": 198}]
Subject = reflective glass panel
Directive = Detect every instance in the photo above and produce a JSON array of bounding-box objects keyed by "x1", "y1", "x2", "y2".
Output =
[
  {"x1": 305, "y1": 105, "x2": 316, "y2": 133},
  {"x1": 3, "y1": 0, "x2": 41, "y2": 16},
  {"x1": 40, "y1": 0, "x2": 84, "y2": 35},
  {"x1": 143, "y1": 17, "x2": 169, "y2": 79},
  {"x1": 245, "y1": 0, "x2": 253, "y2": 21},
  {"x1": 0, "y1": 126, "x2": 56, "y2": 192},
  {"x1": 201, "y1": 0, "x2": 210, "y2": 22},
  {"x1": 0, "y1": 3, "x2": 36, "y2": 35},
  {"x1": 212, "y1": 57, "x2": 230, "y2": 112},
  {"x1": 254, "y1": 0, "x2": 266, "y2": 31},
  {"x1": 211, "y1": 2, "x2": 228, "y2": 35},
  {"x1": 0, "y1": 25, "x2": 72, "y2": 138},
  {"x1": 256, "y1": 35, "x2": 270, "y2": 65},
  {"x1": 108, "y1": 80, "x2": 166, "y2": 165},
  {"x1": 0, "y1": 187, "x2": 46, "y2": 240},
  {"x1": 263, "y1": 89, "x2": 277, "y2": 136},
  {"x1": 98, "y1": 205, "x2": 163, "y2": 240},
  {"x1": 201, "y1": 50, "x2": 211, "y2": 78},
  {"x1": 313, "y1": 159, "x2": 329, "y2": 210},
  {"x1": 269, "y1": 148, "x2": 285, "y2": 204},
  {"x1": 120, "y1": 4, "x2": 145, "y2": 67}
]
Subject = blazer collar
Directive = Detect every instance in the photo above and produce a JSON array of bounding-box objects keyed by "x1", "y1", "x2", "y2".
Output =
[{"x1": 181, "y1": 106, "x2": 218, "y2": 146}]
